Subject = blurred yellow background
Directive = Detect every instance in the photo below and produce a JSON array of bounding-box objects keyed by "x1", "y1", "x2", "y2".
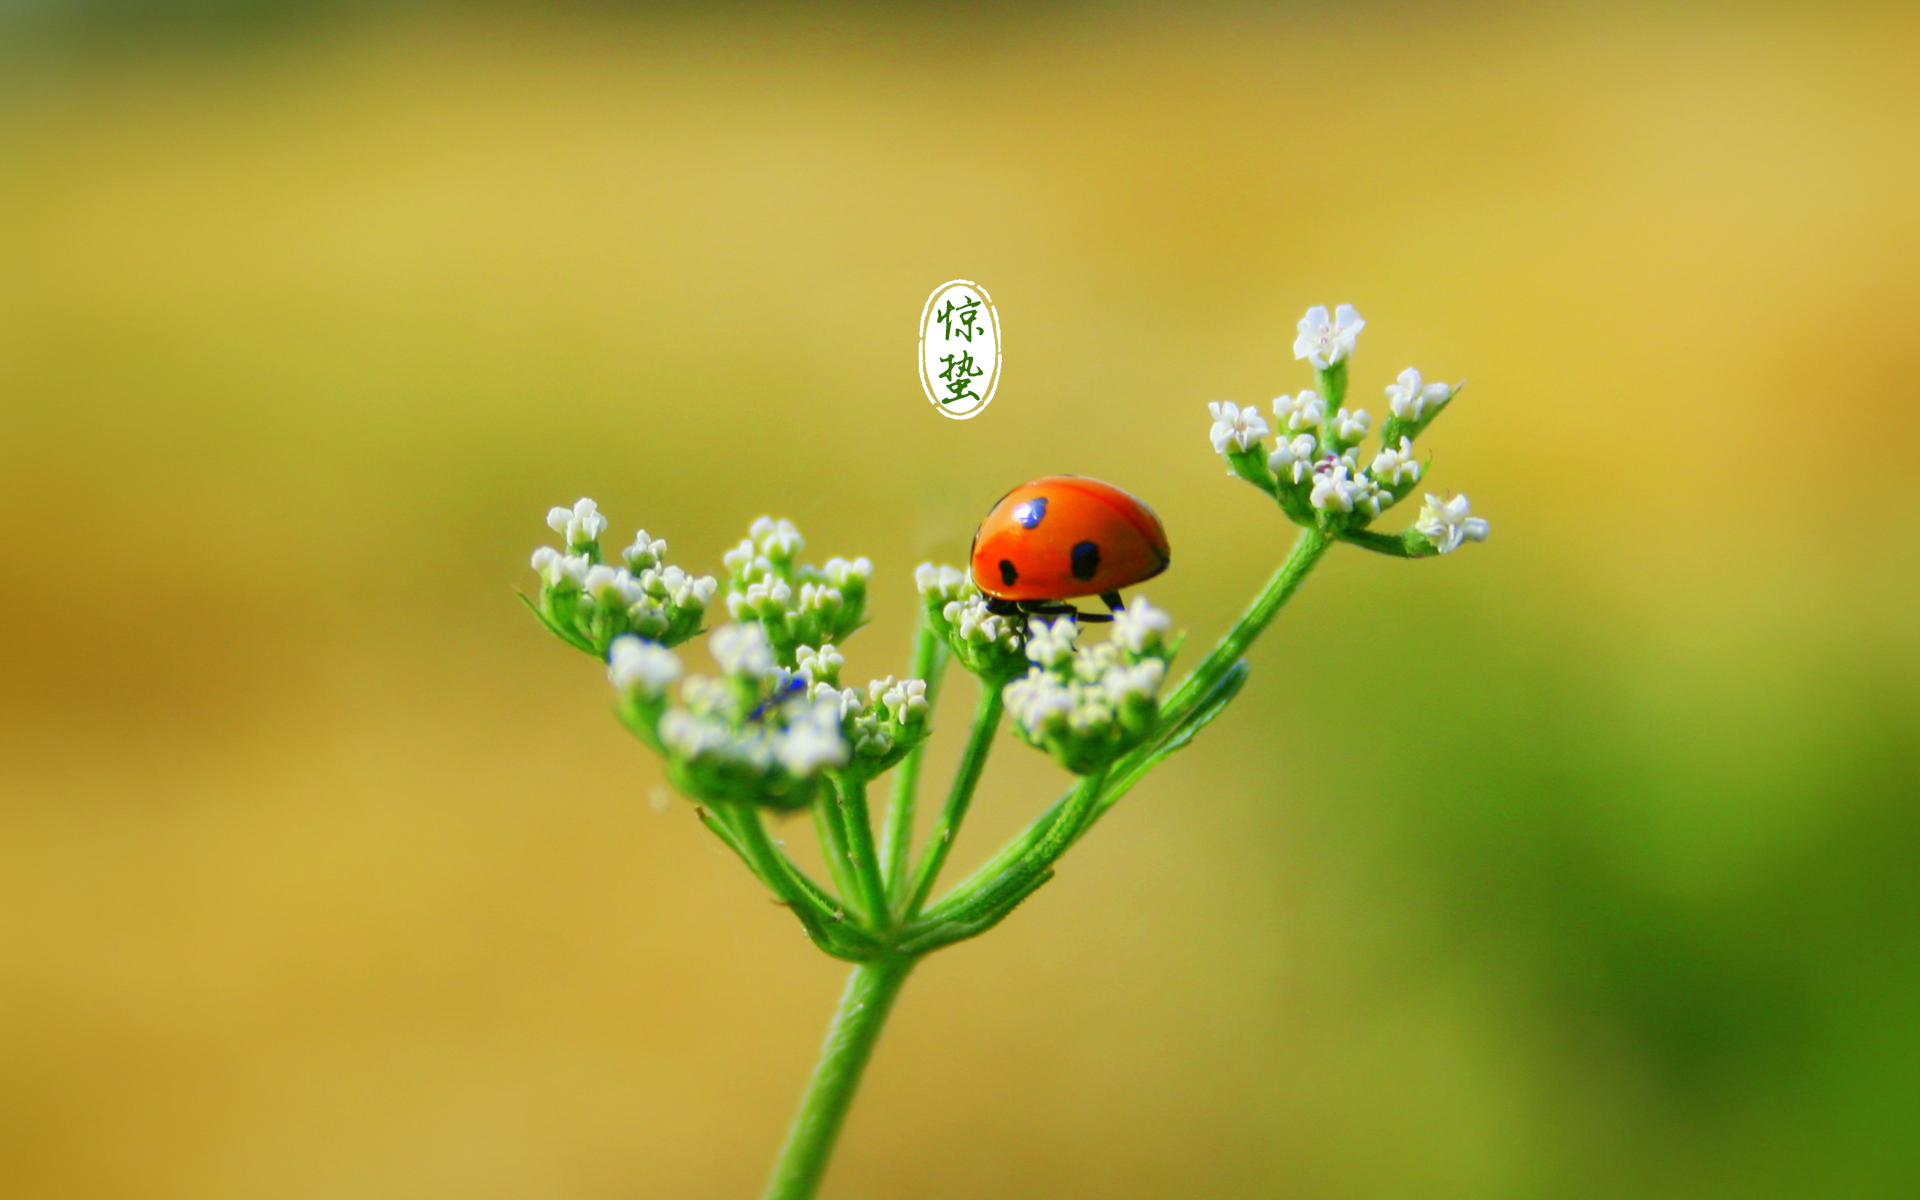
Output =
[{"x1": 3, "y1": 3, "x2": 1918, "y2": 1197}]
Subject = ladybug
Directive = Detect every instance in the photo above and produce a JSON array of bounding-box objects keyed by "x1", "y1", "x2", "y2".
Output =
[{"x1": 970, "y1": 475, "x2": 1170, "y2": 623}]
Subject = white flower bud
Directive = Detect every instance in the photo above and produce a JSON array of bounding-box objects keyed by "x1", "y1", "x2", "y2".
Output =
[
  {"x1": 1310, "y1": 462, "x2": 1362, "y2": 513},
  {"x1": 1271, "y1": 389, "x2": 1327, "y2": 433},
  {"x1": 1414, "y1": 493, "x2": 1490, "y2": 554},
  {"x1": 1266, "y1": 434, "x2": 1319, "y2": 484},
  {"x1": 875, "y1": 676, "x2": 929, "y2": 724},
  {"x1": 1110, "y1": 597, "x2": 1172, "y2": 655},
  {"x1": 1385, "y1": 367, "x2": 1454, "y2": 422},
  {"x1": 1099, "y1": 659, "x2": 1165, "y2": 706},
  {"x1": 1293, "y1": 303, "x2": 1365, "y2": 369},
  {"x1": 1025, "y1": 616, "x2": 1079, "y2": 669},
  {"x1": 582, "y1": 564, "x2": 628, "y2": 605},
  {"x1": 546, "y1": 498, "x2": 608, "y2": 550},
  {"x1": 795, "y1": 643, "x2": 846, "y2": 687},
  {"x1": 531, "y1": 546, "x2": 590, "y2": 589},
  {"x1": 622, "y1": 530, "x2": 667, "y2": 571},
  {"x1": 1330, "y1": 407, "x2": 1371, "y2": 443},
  {"x1": 607, "y1": 635, "x2": 682, "y2": 698},
  {"x1": 722, "y1": 539, "x2": 770, "y2": 583},
  {"x1": 750, "y1": 517, "x2": 805, "y2": 559},
  {"x1": 823, "y1": 557, "x2": 872, "y2": 589},
  {"x1": 1369, "y1": 436, "x2": 1421, "y2": 487},
  {"x1": 710, "y1": 623, "x2": 777, "y2": 678},
  {"x1": 915, "y1": 563, "x2": 968, "y2": 603},
  {"x1": 777, "y1": 700, "x2": 848, "y2": 777},
  {"x1": 1004, "y1": 671, "x2": 1074, "y2": 735},
  {"x1": 1207, "y1": 401, "x2": 1270, "y2": 454}
]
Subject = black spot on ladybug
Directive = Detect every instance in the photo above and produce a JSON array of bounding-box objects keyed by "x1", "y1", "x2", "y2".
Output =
[
  {"x1": 1070, "y1": 540, "x2": 1101, "y2": 581},
  {"x1": 999, "y1": 559, "x2": 1020, "y2": 586},
  {"x1": 1011, "y1": 496, "x2": 1048, "y2": 529}
]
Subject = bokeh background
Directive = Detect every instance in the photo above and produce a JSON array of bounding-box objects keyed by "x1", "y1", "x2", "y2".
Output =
[{"x1": 3, "y1": 3, "x2": 1918, "y2": 1197}]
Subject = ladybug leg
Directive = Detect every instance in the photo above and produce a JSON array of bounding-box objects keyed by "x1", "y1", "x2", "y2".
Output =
[
  {"x1": 1015, "y1": 601, "x2": 1113, "y2": 625},
  {"x1": 983, "y1": 596, "x2": 1022, "y2": 617},
  {"x1": 1100, "y1": 591, "x2": 1125, "y2": 613}
]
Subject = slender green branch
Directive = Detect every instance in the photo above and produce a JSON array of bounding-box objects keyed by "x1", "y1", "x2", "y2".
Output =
[
  {"x1": 833, "y1": 774, "x2": 891, "y2": 932},
  {"x1": 900, "y1": 682, "x2": 1004, "y2": 918},
  {"x1": 1338, "y1": 526, "x2": 1438, "y2": 558},
  {"x1": 721, "y1": 803, "x2": 877, "y2": 960},
  {"x1": 914, "y1": 767, "x2": 1106, "y2": 932},
  {"x1": 1158, "y1": 526, "x2": 1330, "y2": 729},
  {"x1": 811, "y1": 795, "x2": 864, "y2": 921},
  {"x1": 898, "y1": 867, "x2": 1055, "y2": 956},
  {"x1": 760, "y1": 957, "x2": 915, "y2": 1200},
  {"x1": 880, "y1": 615, "x2": 949, "y2": 899}
]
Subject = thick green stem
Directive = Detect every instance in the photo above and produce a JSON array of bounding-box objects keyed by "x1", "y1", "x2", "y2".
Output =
[
  {"x1": 759, "y1": 957, "x2": 916, "y2": 1200},
  {"x1": 901, "y1": 682, "x2": 1004, "y2": 918},
  {"x1": 880, "y1": 616, "x2": 949, "y2": 900}
]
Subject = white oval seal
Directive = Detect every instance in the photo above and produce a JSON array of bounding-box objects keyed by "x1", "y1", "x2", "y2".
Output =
[{"x1": 918, "y1": 280, "x2": 1000, "y2": 420}]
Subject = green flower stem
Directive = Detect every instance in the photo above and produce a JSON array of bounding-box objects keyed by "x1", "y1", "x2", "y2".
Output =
[
  {"x1": 833, "y1": 774, "x2": 891, "y2": 932},
  {"x1": 913, "y1": 768, "x2": 1106, "y2": 931},
  {"x1": 1157, "y1": 526, "x2": 1330, "y2": 730},
  {"x1": 900, "y1": 683, "x2": 1004, "y2": 919},
  {"x1": 721, "y1": 804, "x2": 875, "y2": 960},
  {"x1": 811, "y1": 796, "x2": 865, "y2": 921},
  {"x1": 1338, "y1": 527, "x2": 1438, "y2": 558},
  {"x1": 880, "y1": 615, "x2": 949, "y2": 900},
  {"x1": 760, "y1": 956, "x2": 916, "y2": 1200}
]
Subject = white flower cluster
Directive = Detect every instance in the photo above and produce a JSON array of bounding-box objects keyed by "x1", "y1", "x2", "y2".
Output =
[
  {"x1": 1385, "y1": 367, "x2": 1454, "y2": 423},
  {"x1": 1002, "y1": 599, "x2": 1177, "y2": 775},
  {"x1": 657, "y1": 695, "x2": 851, "y2": 788},
  {"x1": 608, "y1": 635, "x2": 682, "y2": 698},
  {"x1": 615, "y1": 623, "x2": 854, "y2": 809},
  {"x1": 530, "y1": 499, "x2": 718, "y2": 652},
  {"x1": 548, "y1": 498, "x2": 608, "y2": 553},
  {"x1": 722, "y1": 517, "x2": 872, "y2": 662},
  {"x1": 1207, "y1": 401, "x2": 1270, "y2": 456},
  {"x1": 788, "y1": 650, "x2": 934, "y2": 770},
  {"x1": 1414, "y1": 493, "x2": 1491, "y2": 554},
  {"x1": 536, "y1": 519, "x2": 929, "y2": 810},
  {"x1": 1293, "y1": 303, "x2": 1365, "y2": 370},
  {"x1": 1203, "y1": 306, "x2": 1487, "y2": 553},
  {"x1": 916, "y1": 562, "x2": 1029, "y2": 679}
]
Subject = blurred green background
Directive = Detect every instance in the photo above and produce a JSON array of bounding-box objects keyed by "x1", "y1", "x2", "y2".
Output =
[{"x1": 3, "y1": 3, "x2": 1918, "y2": 1198}]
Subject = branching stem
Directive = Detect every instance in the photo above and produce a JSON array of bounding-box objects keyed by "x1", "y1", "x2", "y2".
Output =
[
  {"x1": 880, "y1": 614, "x2": 948, "y2": 900},
  {"x1": 900, "y1": 682, "x2": 1003, "y2": 919}
]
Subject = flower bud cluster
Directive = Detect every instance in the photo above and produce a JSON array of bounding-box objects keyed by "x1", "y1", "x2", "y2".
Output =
[
  {"x1": 1203, "y1": 306, "x2": 1489, "y2": 554},
  {"x1": 786, "y1": 642, "x2": 935, "y2": 777},
  {"x1": 916, "y1": 563, "x2": 1029, "y2": 681},
  {"x1": 1002, "y1": 599, "x2": 1178, "y2": 775},
  {"x1": 529, "y1": 499, "x2": 718, "y2": 655},
  {"x1": 722, "y1": 517, "x2": 872, "y2": 665},
  {"x1": 608, "y1": 624, "x2": 853, "y2": 810}
]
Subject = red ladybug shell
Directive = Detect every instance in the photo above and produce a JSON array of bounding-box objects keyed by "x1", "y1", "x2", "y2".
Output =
[{"x1": 971, "y1": 476, "x2": 1171, "y2": 602}]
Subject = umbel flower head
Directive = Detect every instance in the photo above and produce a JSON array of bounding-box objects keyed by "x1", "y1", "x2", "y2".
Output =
[
  {"x1": 915, "y1": 562, "x2": 1029, "y2": 681},
  {"x1": 606, "y1": 621, "x2": 934, "y2": 806},
  {"x1": 526, "y1": 499, "x2": 718, "y2": 656},
  {"x1": 526, "y1": 501, "x2": 933, "y2": 811},
  {"x1": 1205, "y1": 304, "x2": 1489, "y2": 555},
  {"x1": 1003, "y1": 599, "x2": 1179, "y2": 775},
  {"x1": 722, "y1": 517, "x2": 873, "y2": 666}
]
